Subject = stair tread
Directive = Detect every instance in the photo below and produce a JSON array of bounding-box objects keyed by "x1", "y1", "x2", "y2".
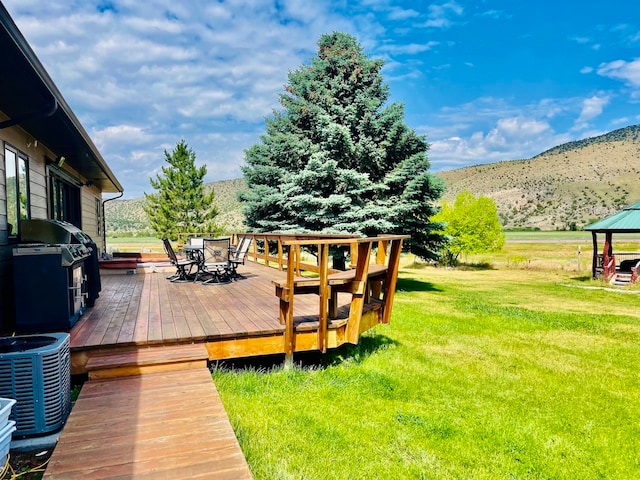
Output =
[{"x1": 86, "y1": 344, "x2": 209, "y2": 371}]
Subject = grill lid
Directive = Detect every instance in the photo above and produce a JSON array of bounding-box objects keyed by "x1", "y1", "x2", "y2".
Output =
[{"x1": 20, "y1": 219, "x2": 93, "y2": 245}]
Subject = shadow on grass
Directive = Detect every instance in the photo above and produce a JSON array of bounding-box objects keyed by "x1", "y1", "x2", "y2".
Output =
[
  {"x1": 570, "y1": 275, "x2": 594, "y2": 282},
  {"x1": 396, "y1": 277, "x2": 442, "y2": 293},
  {"x1": 319, "y1": 333, "x2": 399, "y2": 368},
  {"x1": 456, "y1": 262, "x2": 496, "y2": 271}
]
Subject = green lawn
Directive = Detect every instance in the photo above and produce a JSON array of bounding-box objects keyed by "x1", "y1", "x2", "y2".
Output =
[{"x1": 213, "y1": 263, "x2": 640, "y2": 479}]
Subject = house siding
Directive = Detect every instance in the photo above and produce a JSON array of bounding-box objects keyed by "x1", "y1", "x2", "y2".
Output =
[
  {"x1": 1, "y1": 121, "x2": 106, "y2": 331},
  {"x1": 81, "y1": 185, "x2": 104, "y2": 253}
]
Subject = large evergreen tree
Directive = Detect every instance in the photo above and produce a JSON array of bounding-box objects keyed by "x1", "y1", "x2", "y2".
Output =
[
  {"x1": 240, "y1": 32, "x2": 444, "y2": 259},
  {"x1": 144, "y1": 140, "x2": 220, "y2": 240}
]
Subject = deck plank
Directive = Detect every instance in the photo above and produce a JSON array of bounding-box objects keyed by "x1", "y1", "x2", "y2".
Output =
[
  {"x1": 43, "y1": 369, "x2": 253, "y2": 480},
  {"x1": 133, "y1": 274, "x2": 152, "y2": 344}
]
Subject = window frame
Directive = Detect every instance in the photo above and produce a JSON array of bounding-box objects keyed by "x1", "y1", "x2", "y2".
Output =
[
  {"x1": 3, "y1": 142, "x2": 31, "y2": 238},
  {"x1": 48, "y1": 165, "x2": 82, "y2": 228}
]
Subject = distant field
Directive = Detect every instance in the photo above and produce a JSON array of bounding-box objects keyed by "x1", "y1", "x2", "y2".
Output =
[
  {"x1": 106, "y1": 232, "x2": 640, "y2": 273},
  {"x1": 505, "y1": 231, "x2": 639, "y2": 243},
  {"x1": 106, "y1": 236, "x2": 162, "y2": 253}
]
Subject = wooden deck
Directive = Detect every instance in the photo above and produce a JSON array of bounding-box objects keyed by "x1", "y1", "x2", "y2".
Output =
[
  {"x1": 43, "y1": 235, "x2": 405, "y2": 479},
  {"x1": 43, "y1": 368, "x2": 253, "y2": 479},
  {"x1": 70, "y1": 262, "x2": 358, "y2": 374}
]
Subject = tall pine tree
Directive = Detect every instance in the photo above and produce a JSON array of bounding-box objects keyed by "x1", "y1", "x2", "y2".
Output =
[
  {"x1": 240, "y1": 32, "x2": 444, "y2": 259},
  {"x1": 144, "y1": 140, "x2": 220, "y2": 240}
]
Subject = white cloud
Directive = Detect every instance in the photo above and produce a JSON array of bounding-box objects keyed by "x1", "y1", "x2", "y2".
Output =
[
  {"x1": 4, "y1": 0, "x2": 378, "y2": 197},
  {"x1": 378, "y1": 42, "x2": 439, "y2": 54},
  {"x1": 572, "y1": 95, "x2": 610, "y2": 131},
  {"x1": 597, "y1": 58, "x2": 640, "y2": 87},
  {"x1": 2, "y1": 0, "x2": 633, "y2": 199},
  {"x1": 419, "y1": 96, "x2": 587, "y2": 171},
  {"x1": 387, "y1": 8, "x2": 419, "y2": 21},
  {"x1": 422, "y1": 1, "x2": 464, "y2": 29},
  {"x1": 569, "y1": 35, "x2": 590, "y2": 44},
  {"x1": 427, "y1": 115, "x2": 553, "y2": 170},
  {"x1": 93, "y1": 125, "x2": 153, "y2": 146}
]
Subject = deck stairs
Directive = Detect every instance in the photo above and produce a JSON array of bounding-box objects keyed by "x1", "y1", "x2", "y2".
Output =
[
  {"x1": 610, "y1": 272, "x2": 633, "y2": 287},
  {"x1": 85, "y1": 343, "x2": 210, "y2": 379}
]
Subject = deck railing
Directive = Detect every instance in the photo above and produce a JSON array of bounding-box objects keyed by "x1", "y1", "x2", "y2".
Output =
[
  {"x1": 595, "y1": 252, "x2": 640, "y2": 283},
  {"x1": 245, "y1": 234, "x2": 409, "y2": 365},
  {"x1": 239, "y1": 233, "x2": 358, "y2": 273},
  {"x1": 595, "y1": 252, "x2": 640, "y2": 271}
]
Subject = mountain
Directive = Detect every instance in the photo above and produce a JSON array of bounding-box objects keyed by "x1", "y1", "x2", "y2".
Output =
[
  {"x1": 435, "y1": 125, "x2": 640, "y2": 230},
  {"x1": 105, "y1": 125, "x2": 640, "y2": 233}
]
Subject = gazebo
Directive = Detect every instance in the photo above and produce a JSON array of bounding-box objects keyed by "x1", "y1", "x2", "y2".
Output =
[{"x1": 584, "y1": 201, "x2": 640, "y2": 284}]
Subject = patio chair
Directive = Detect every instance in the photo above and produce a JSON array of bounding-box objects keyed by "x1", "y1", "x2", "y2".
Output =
[
  {"x1": 229, "y1": 236, "x2": 252, "y2": 278},
  {"x1": 162, "y1": 238, "x2": 198, "y2": 282},
  {"x1": 196, "y1": 237, "x2": 232, "y2": 284}
]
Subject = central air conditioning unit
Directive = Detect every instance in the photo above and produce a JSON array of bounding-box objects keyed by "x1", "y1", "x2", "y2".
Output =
[{"x1": 0, "y1": 333, "x2": 71, "y2": 436}]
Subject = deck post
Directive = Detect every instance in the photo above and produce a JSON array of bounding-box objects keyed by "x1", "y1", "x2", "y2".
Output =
[
  {"x1": 371, "y1": 240, "x2": 388, "y2": 298},
  {"x1": 263, "y1": 235, "x2": 269, "y2": 267},
  {"x1": 345, "y1": 241, "x2": 373, "y2": 344},
  {"x1": 318, "y1": 243, "x2": 329, "y2": 353},
  {"x1": 283, "y1": 245, "x2": 296, "y2": 365},
  {"x1": 277, "y1": 236, "x2": 284, "y2": 271},
  {"x1": 591, "y1": 231, "x2": 598, "y2": 279},
  {"x1": 381, "y1": 239, "x2": 403, "y2": 324},
  {"x1": 253, "y1": 234, "x2": 258, "y2": 264}
]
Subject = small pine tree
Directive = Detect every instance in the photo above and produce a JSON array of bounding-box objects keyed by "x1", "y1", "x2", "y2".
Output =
[
  {"x1": 240, "y1": 32, "x2": 444, "y2": 259},
  {"x1": 144, "y1": 140, "x2": 220, "y2": 240}
]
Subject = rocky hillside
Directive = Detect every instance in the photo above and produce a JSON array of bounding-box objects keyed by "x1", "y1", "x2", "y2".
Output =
[
  {"x1": 436, "y1": 125, "x2": 640, "y2": 230},
  {"x1": 105, "y1": 125, "x2": 640, "y2": 232}
]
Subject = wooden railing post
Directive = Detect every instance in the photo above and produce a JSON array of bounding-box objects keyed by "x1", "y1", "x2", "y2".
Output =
[
  {"x1": 350, "y1": 242, "x2": 358, "y2": 268},
  {"x1": 277, "y1": 236, "x2": 284, "y2": 271},
  {"x1": 370, "y1": 240, "x2": 388, "y2": 299},
  {"x1": 262, "y1": 235, "x2": 269, "y2": 267},
  {"x1": 381, "y1": 239, "x2": 403, "y2": 324},
  {"x1": 345, "y1": 240, "x2": 373, "y2": 344},
  {"x1": 253, "y1": 234, "x2": 258, "y2": 263},
  {"x1": 318, "y1": 243, "x2": 329, "y2": 353},
  {"x1": 283, "y1": 245, "x2": 296, "y2": 368}
]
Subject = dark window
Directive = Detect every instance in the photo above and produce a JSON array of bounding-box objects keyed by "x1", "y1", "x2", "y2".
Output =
[
  {"x1": 4, "y1": 143, "x2": 30, "y2": 237},
  {"x1": 49, "y1": 171, "x2": 81, "y2": 228}
]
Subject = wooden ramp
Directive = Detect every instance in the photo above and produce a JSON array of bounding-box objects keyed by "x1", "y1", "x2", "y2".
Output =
[{"x1": 43, "y1": 363, "x2": 253, "y2": 479}]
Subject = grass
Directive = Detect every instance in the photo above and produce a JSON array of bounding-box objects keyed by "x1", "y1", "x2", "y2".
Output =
[{"x1": 212, "y1": 245, "x2": 640, "y2": 479}]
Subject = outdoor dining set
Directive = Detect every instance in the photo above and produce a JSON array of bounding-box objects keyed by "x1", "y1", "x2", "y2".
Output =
[{"x1": 162, "y1": 236, "x2": 252, "y2": 284}]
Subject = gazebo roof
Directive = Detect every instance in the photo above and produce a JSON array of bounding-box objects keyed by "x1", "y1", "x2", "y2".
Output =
[{"x1": 585, "y1": 202, "x2": 640, "y2": 233}]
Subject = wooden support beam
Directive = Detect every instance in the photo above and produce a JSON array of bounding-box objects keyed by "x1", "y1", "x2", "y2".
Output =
[
  {"x1": 381, "y1": 239, "x2": 403, "y2": 324},
  {"x1": 318, "y1": 243, "x2": 329, "y2": 353},
  {"x1": 345, "y1": 242, "x2": 372, "y2": 344},
  {"x1": 277, "y1": 237, "x2": 284, "y2": 271},
  {"x1": 283, "y1": 245, "x2": 296, "y2": 363}
]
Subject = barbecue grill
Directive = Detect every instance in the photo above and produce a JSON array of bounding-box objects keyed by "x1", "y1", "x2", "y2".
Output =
[
  {"x1": 12, "y1": 219, "x2": 101, "y2": 333},
  {"x1": 20, "y1": 219, "x2": 101, "y2": 306}
]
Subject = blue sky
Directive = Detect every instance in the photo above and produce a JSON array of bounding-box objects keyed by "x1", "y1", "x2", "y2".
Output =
[{"x1": 4, "y1": 0, "x2": 640, "y2": 199}]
